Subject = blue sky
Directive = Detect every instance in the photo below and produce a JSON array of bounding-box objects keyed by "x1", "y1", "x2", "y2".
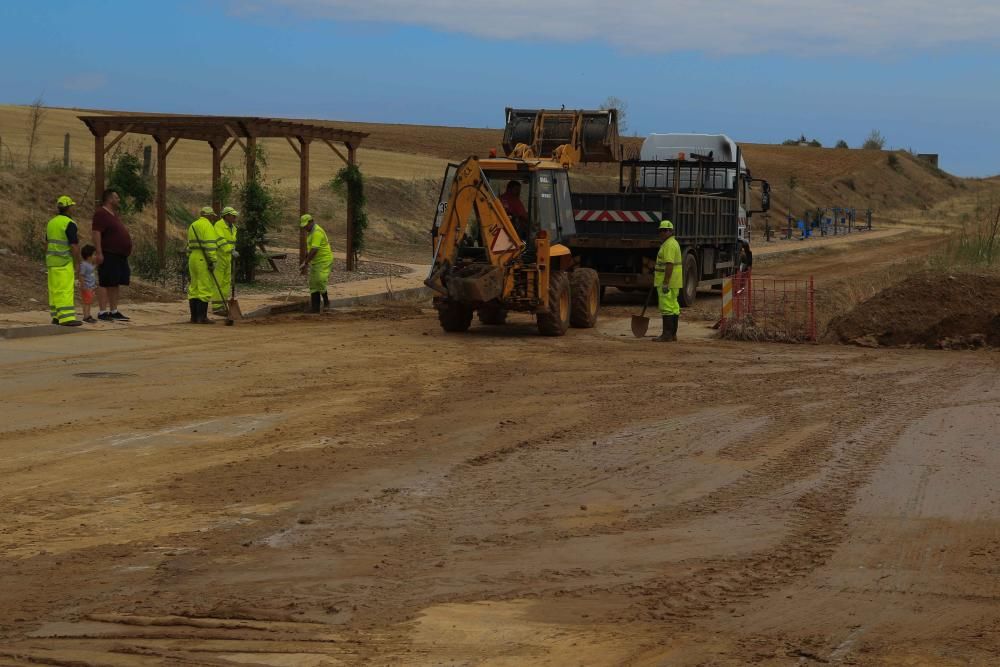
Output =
[{"x1": 0, "y1": 0, "x2": 997, "y2": 176}]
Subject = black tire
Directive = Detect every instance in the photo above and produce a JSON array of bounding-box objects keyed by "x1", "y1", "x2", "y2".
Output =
[
  {"x1": 570, "y1": 268, "x2": 600, "y2": 328},
  {"x1": 678, "y1": 252, "x2": 699, "y2": 307},
  {"x1": 536, "y1": 270, "x2": 571, "y2": 336},
  {"x1": 438, "y1": 302, "x2": 473, "y2": 332},
  {"x1": 478, "y1": 302, "x2": 507, "y2": 325}
]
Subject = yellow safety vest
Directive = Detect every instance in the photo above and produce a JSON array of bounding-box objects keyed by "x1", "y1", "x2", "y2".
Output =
[
  {"x1": 45, "y1": 215, "x2": 75, "y2": 268},
  {"x1": 187, "y1": 216, "x2": 218, "y2": 262},
  {"x1": 654, "y1": 236, "x2": 683, "y2": 289},
  {"x1": 214, "y1": 219, "x2": 237, "y2": 258},
  {"x1": 307, "y1": 224, "x2": 333, "y2": 265}
]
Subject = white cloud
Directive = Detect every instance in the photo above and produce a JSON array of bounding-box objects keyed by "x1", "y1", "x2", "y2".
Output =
[
  {"x1": 239, "y1": 0, "x2": 1000, "y2": 54},
  {"x1": 62, "y1": 72, "x2": 108, "y2": 92}
]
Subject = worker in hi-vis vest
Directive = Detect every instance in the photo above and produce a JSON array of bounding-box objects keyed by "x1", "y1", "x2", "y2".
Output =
[
  {"x1": 46, "y1": 195, "x2": 83, "y2": 327},
  {"x1": 299, "y1": 214, "x2": 334, "y2": 313},
  {"x1": 187, "y1": 206, "x2": 219, "y2": 324},
  {"x1": 653, "y1": 220, "x2": 682, "y2": 342},
  {"x1": 212, "y1": 206, "x2": 239, "y2": 313}
]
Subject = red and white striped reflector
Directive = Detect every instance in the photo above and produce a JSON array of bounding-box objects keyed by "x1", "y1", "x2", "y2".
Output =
[{"x1": 574, "y1": 210, "x2": 659, "y2": 223}]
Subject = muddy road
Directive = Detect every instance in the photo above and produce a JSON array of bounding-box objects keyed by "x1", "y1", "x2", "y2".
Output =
[{"x1": 2, "y1": 306, "x2": 999, "y2": 665}]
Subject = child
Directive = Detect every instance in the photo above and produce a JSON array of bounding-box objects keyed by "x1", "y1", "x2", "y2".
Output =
[{"x1": 80, "y1": 245, "x2": 98, "y2": 323}]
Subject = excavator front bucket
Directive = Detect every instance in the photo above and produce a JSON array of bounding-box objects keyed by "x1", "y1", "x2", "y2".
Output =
[{"x1": 502, "y1": 108, "x2": 620, "y2": 163}]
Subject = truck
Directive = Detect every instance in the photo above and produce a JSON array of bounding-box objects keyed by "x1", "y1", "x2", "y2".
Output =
[{"x1": 567, "y1": 133, "x2": 770, "y2": 306}]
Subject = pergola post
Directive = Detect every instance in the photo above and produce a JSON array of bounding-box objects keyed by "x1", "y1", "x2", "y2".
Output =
[
  {"x1": 346, "y1": 143, "x2": 357, "y2": 271},
  {"x1": 154, "y1": 137, "x2": 169, "y2": 266},
  {"x1": 245, "y1": 135, "x2": 257, "y2": 184},
  {"x1": 298, "y1": 137, "x2": 310, "y2": 262},
  {"x1": 94, "y1": 131, "x2": 107, "y2": 207},
  {"x1": 210, "y1": 141, "x2": 222, "y2": 214}
]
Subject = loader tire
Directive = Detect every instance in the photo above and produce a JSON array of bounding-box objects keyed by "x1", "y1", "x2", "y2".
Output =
[
  {"x1": 438, "y1": 302, "x2": 473, "y2": 332},
  {"x1": 478, "y1": 302, "x2": 508, "y2": 325},
  {"x1": 536, "y1": 270, "x2": 571, "y2": 336},
  {"x1": 570, "y1": 268, "x2": 600, "y2": 328}
]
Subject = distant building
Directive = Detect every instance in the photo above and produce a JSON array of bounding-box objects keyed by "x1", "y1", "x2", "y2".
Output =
[{"x1": 917, "y1": 153, "x2": 939, "y2": 167}]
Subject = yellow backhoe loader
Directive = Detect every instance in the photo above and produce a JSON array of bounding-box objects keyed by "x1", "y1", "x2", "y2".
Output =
[{"x1": 426, "y1": 108, "x2": 620, "y2": 335}]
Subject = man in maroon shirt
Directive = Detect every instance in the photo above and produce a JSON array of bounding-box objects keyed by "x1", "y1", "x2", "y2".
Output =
[{"x1": 92, "y1": 189, "x2": 133, "y2": 321}]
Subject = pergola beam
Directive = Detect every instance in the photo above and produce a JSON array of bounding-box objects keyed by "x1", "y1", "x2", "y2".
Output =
[{"x1": 79, "y1": 114, "x2": 369, "y2": 272}]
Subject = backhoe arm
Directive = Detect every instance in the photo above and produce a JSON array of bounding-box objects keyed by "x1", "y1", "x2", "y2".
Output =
[{"x1": 426, "y1": 157, "x2": 525, "y2": 293}]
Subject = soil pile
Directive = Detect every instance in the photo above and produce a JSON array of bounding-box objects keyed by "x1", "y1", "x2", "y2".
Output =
[{"x1": 826, "y1": 271, "x2": 1000, "y2": 348}]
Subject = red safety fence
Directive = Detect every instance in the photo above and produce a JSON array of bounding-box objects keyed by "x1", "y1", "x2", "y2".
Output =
[{"x1": 720, "y1": 270, "x2": 816, "y2": 342}]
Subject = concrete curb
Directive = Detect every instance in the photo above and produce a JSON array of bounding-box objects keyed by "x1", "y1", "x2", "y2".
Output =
[
  {"x1": 1, "y1": 324, "x2": 81, "y2": 340},
  {"x1": 243, "y1": 286, "x2": 433, "y2": 319}
]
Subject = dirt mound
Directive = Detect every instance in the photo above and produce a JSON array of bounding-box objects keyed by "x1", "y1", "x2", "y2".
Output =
[{"x1": 826, "y1": 271, "x2": 1000, "y2": 348}]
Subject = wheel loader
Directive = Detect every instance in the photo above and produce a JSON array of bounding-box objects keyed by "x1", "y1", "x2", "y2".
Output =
[{"x1": 425, "y1": 108, "x2": 620, "y2": 336}]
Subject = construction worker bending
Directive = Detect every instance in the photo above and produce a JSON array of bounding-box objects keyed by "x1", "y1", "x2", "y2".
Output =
[
  {"x1": 187, "y1": 206, "x2": 219, "y2": 324},
  {"x1": 212, "y1": 206, "x2": 239, "y2": 314},
  {"x1": 46, "y1": 195, "x2": 83, "y2": 327},
  {"x1": 299, "y1": 214, "x2": 333, "y2": 313},
  {"x1": 653, "y1": 220, "x2": 682, "y2": 342}
]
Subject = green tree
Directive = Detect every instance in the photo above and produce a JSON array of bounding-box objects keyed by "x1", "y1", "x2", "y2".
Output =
[
  {"x1": 236, "y1": 146, "x2": 280, "y2": 282},
  {"x1": 835, "y1": 139, "x2": 849, "y2": 149},
  {"x1": 331, "y1": 164, "x2": 369, "y2": 267},
  {"x1": 107, "y1": 152, "x2": 153, "y2": 213}
]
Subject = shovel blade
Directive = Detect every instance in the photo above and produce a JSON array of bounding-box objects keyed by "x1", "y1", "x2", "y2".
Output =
[
  {"x1": 631, "y1": 315, "x2": 650, "y2": 338},
  {"x1": 227, "y1": 298, "x2": 243, "y2": 321}
]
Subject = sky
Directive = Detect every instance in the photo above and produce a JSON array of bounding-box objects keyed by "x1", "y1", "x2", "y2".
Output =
[{"x1": 0, "y1": 0, "x2": 997, "y2": 176}]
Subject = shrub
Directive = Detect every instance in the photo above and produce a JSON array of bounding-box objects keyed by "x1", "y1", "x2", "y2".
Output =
[
  {"x1": 17, "y1": 218, "x2": 46, "y2": 261},
  {"x1": 835, "y1": 139, "x2": 849, "y2": 149},
  {"x1": 887, "y1": 153, "x2": 902, "y2": 172},
  {"x1": 131, "y1": 234, "x2": 186, "y2": 286},
  {"x1": 236, "y1": 147, "x2": 282, "y2": 283},
  {"x1": 808, "y1": 139, "x2": 822, "y2": 148},
  {"x1": 863, "y1": 129, "x2": 886, "y2": 150}
]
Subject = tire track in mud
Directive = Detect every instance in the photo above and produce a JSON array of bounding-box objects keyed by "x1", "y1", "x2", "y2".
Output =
[{"x1": 610, "y1": 365, "x2": 962, "y2": 626}]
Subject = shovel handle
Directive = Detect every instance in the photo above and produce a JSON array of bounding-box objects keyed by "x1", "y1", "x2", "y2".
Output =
[{"x1": 639, "y1": 286, "x2": 656, "y2": 318}]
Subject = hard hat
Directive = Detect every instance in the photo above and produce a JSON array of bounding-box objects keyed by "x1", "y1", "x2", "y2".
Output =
[
  {"x1": 57, "y1": 195, "x2": 76, "y2": 208},
  {"x1": 220, "y1": 206, "x2": 239, "y2": 217},
  {"x1": 200, "y1": 206, "x2": 217, "y2": 216},
  {"x1": 299, "y1": 213, "x2": 314, "y2": 228},
  {"x1": 659, "y1": 220, "x2": 674, "y2": 230}
]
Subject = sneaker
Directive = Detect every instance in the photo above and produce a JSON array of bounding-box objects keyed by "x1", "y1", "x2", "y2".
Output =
[
  {"x1": 83, "y1": 316, "x2": 97, "y2": 323},
  {"x1": 110, "y1": 310, "x2": 130, "y2": 321},
  {"x1": 98, "y1": 312, "x2": 114, "y2": 321},
  {"x1": 60, "y1": 320, "x2": 83, "y2": 327}
]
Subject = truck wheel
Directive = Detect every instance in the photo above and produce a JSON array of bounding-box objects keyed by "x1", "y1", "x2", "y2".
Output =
[
  {"x1": 678, "y1": 253, "x2": 699, "y2": 307},
  {"x1": 478, "y1": 302, "x2": 507, "y2": 325},
  {"x1": 570, "y1": 268, "x2": 600, "y2": 328},
  {"x1": 536, "y1": 271, "x2": 571, "y2": 336},
  {"x1": 438, "y1": 302, "x2": 473, "y2": 332}
]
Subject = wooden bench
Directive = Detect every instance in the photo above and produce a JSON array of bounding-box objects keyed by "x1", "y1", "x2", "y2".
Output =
[{"x1": 257, "y1": 241, "x2": 287, "y2": 273}]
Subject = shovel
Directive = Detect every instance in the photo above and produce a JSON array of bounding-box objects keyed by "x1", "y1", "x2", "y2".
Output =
[
  {"x1": 227, "y1": 255, "x2": 242, "y2": 321},
  {"x1": 631, "y1": 286, "x2": 656, "y2": 338}
]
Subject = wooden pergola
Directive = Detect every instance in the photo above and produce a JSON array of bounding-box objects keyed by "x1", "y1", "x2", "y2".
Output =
[{"x1": 78, "y1": 115, "x2": 369, "y2": 269}]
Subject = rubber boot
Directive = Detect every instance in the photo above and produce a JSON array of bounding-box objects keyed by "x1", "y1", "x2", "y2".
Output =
[
  {"x1": 654, "y1": 316, "x2": 672, "y2": 342},
  {"x1": 671, "y1": 315, "x2": 680, "y2": 341},
  {"x1": 310, "y1": 292, "x2": 322, "y2": 314},
  {"x1": 196, "y1": 300, "x2": 214, "y2": 324},
  {"x1": 321, "y1": 291, "x2": 330, "y2": 308},
  {"x1": 188, "y1": 299, "x2": 198, "y2": 323}
]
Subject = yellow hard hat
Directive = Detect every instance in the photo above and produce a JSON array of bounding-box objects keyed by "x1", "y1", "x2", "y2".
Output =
[
  {"x1": 659, "y1": 220, "x2": 674, "y2": 230},
  {"x1": 220, "y1": 206, "x2": 239, "y2": 217},
  {"x1": 200, "y1": 206, "x2": 217, "y2": 216},
  {"x1": 57, "y1": 195, "x2": 76, "y2": 208},
  {"x1": 299, "y1": 213, "x2": 314, "y2": 228}
]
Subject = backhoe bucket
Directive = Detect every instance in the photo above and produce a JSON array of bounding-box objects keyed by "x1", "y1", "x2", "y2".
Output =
[{"x1": 502, "y1": 108, "x2": 620, "y2": 163}]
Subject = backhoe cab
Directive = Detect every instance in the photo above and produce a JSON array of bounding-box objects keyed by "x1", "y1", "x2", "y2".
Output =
[{"x1": 426, "y1": 108, "x2": 619, "y2": 336}]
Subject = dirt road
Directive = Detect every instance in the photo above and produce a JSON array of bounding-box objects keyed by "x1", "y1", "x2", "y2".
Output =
[{"x1": 2, "y1": 307, "x2": 999, "y2": 665}]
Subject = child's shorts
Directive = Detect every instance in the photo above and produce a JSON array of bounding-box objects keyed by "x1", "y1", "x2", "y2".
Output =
[{"x1": 81, "y1": 288, "x2": 95, "y2": 305}]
